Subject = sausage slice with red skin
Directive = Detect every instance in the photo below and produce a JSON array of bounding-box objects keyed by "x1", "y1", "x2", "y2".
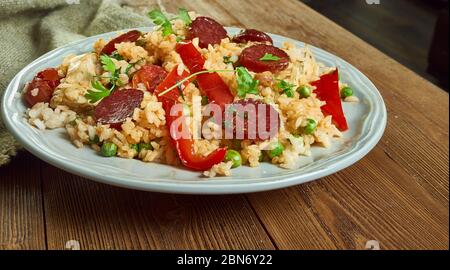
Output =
[
  {"x1": 227, "y1": 99, "x2": 280, "y2": 141},
  {"x1": 239, "y1": 44, "x2": 290, "y2": 73},
  {"x1": 132, "y1": 65, "x2": 168, "y2": 93},
  {"x1": 24, "y1": 79, "x2": 54, "y2": 107},
  {"x1": 188, "y1": 17, "x2": 228, "y2": 49},
  {"x1": 94, "y1": 89, "x2": 144, "y2": 129},
  {"x1": 24, "y1": 68, "x2": 61, "y2": 107},
  {"x1": 101, "y1": 30, "x2": 142, "y2": 55},
  {"x1": 232, "y1": 29, "x2": 273, "y2": 44}
]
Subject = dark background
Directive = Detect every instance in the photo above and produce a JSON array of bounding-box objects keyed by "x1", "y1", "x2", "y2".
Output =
[{"x1": 301, "y1": 0, "x2": 449, "y2": 91}]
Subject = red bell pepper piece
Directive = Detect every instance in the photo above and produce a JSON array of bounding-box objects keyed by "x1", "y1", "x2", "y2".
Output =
[
  {"x1": 176, "y1": 42, "x2": 234, "y2": 110},
  {"x1": 154, "y1": 65, "x2": 191, "y2": 102},
  {"x1": 156, "y1": 66, "x2": 227, "y2": 171},
  {"x1": 311, "y1": 69, "x2": 348, "y2": 131}
]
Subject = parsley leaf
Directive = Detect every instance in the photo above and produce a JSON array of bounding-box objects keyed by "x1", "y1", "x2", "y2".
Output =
[
  {"x1": 100, "y1": 54, "x2": 121, "y2": 88},
  {"x1": 178, "y1": 8, "x2": 192, "y2": 26},
  {"x1": 85, "y1": 80, "x2": 112, "y2": 103},
  {"x1": 223, "y1": 56, "x2": 233, "y2": 64},
  {"x1": 277, "y1": 79, "x2": 295, "y2": 98},
  {"x1": 110, "y1": 51, "x2": 124, "y2": 61},
  {"x1": 236, "y1": 67, "x2": 259, "y2": 98},
  {"x1": 85, "y1": 55, "x2": 122, "y2": 103},
  {"x1": 148, "y1": 10, "x2": 173, "y2": 36},
  {"x1": 125, "y1": 64, "x2": 133, "y2": 75},
  {"x1": 100, "y1": 55, "x2": 116, "y2": 74},
  {"x1": 259, "y1": 53, "x2": 281, "y2": 61}
]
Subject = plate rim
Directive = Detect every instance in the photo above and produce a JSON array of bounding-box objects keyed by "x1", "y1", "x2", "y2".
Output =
[{"x1": 1, "y1": 27, "x2": 387, "y2": 194}]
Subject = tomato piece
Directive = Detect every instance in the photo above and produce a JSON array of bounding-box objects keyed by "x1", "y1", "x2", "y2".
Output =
[
  {"x1": 311, "y1": 69, "x2": 348, "y2": 131},
  {"x1": 24, "y1": 79, "x2": 54, "y2": 107},
  {"x1": 132, "y1": 65, "x2": 168, "y2": 93},
  {"x1": 101, "y1": 30, "x2": 142, "y2": 55}
]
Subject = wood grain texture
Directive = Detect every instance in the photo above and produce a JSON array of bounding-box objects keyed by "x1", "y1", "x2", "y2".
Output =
[
  {"x1": 0, "y1": 152, "x2": 45, "y2": 250},
  {"x1": 0, "y1": 0, "x2": 448, "y2": 250},
  {"x1": 212, "y1": 0, "x2": 449, "y2": 250},
  {"x1": 41, "y1": 164, "x2": 275, "y2": 250}
]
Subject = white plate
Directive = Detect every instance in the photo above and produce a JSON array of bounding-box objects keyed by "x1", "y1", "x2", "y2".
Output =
[{"x1": 1, "y1": 27, "x2": 386, "y2": 194}]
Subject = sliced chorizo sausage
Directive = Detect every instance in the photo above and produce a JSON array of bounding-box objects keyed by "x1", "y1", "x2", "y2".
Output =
[
  {"x1": 132, "y1": 65, "x2": 168, "y2": 93},
  {"x1": 226, "y1": 99, "x2": 280, "y2": 140},
  {"x1": 232, "y1": 29, "x2": 273, "y2": 44},
  {"x1": 24, "y1": 79, "x2": 54, "y2": 107},
  {"x1": 239, "y1": 44, "x2": 290, "y2": 73},
  {"x1": 24, "y1": 68, "x2": 61, "y2": 107},
  {"x1": 101, "y1": 30, "x2": 142, "y2": 55},
  {"x1": 188, "y1": 17, "x2": 228, "y2": 49},
  {"x1": 94, "y1": 89, "x2": 144, "y2": 129}
]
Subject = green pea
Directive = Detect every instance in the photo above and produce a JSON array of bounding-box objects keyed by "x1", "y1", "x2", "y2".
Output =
[
  {"x1": 101, "y1": 142, "x2": 117, "y2": 157},
  {"x1": 88, "y1": 135, "x2": 100, "y2": 145},
  {"x1": 138, "y1": 142, "x2": 153, "y2": 152},
  {"x1": 304, "y1": 119, "x2": 317, "y2": 135},
  {"x1": 130, "y1": 144, "x2": 139, "y2": 152},
  {"x1": 224, "y1": 150, "x2": 242, "y2": 168},
  {"x1": 268, "y1": 142, "x2": 284, "y2": 158},
  {"x1": 297, "y1": 85, "x2": 311, "y2": 98},
  {"x1": 201, "y1": 95, "x2": 209, "y2": 106},
  {"x1": 340, "y1": 87, "x2": 353, "y2": 98}
]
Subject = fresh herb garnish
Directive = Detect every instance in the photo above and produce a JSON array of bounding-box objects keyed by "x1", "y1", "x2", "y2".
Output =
[
  {"x1": 157, "y1": 68, "x2": 260, "y2": 99},
  {"x1": 85, "y1": 80, "x2": 112, "y2": 103},
  {"x1": 236, "y1": 67, "x2": 259, "y2": 98},
  {"x1": 148, "y1": 10, "x2": 173, "y2": 36},
  {"x1": 259, "y1": 53, "x2": 281, "y2": 61},
  {"x1": 85, "y1": 55, "x2": 121, "y2": 103},
  {"x1": 125, "y1": 64, "x2": 133, "y2": 76},
  {"x1": 100, "y1": 54, "x2": 116, "y2": 75},
  {"x1": 178, "y1": 8, "x2": 192, "y2": 26},
  {"x1": 101, "y1": 54, "x2": 122, "y2": 88},
  {"x1": 110, "y1": 51, "x2": 124, "y2": 61},
  {"x1": 223, "y1": 56, "x2": 233, "y2": 64},
  {"x1": 277, "y1": 79, "x2": 295, "y2": 98}
]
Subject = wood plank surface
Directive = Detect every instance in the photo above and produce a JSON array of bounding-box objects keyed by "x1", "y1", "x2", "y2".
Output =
[
  {"x1": 0, "y1": 152, "x2": 46, "y2": 250},
  {"x1": 0, "y1": 0, "x2": 448, "y2": 250},
  {"x1": 41, "y1": 164, "x2": 275, "y2": 250}
]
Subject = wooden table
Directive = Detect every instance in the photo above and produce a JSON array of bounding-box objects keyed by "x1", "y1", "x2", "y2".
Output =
[{"x1": 0, "y1": 0, "x2": 448, "y2": 250}]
